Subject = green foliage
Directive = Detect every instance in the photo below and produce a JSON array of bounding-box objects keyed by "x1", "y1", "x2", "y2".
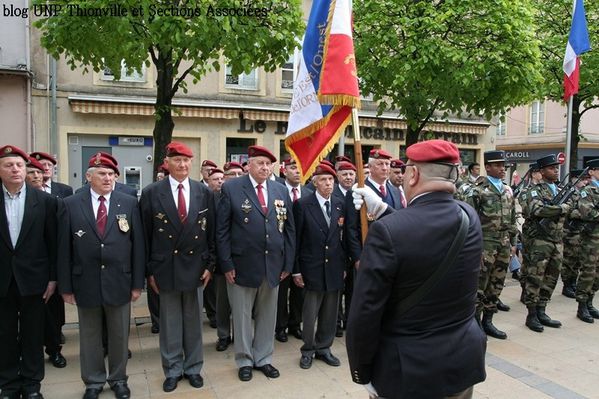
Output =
[{"x1": 354, "y1": 0, "x2": 543, "y2": 142}]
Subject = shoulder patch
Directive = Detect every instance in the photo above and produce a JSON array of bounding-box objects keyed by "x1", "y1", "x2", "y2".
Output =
[
  {"x1": 581, "y1": 191, "x2": 588, "y2": 198},
  {"x1": 531, "y1": 190, "x2": 538, "y2": 198}
]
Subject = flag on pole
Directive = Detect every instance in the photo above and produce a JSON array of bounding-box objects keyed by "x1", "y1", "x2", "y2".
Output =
[
  {"x1": 563, "y1": 0, "x2": 591, "y2": 101},
  {"x1": 285, "y1": 0, "x2": 360, "y2": 183}
]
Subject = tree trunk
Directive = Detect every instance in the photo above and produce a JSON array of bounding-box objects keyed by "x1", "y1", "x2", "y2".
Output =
[
  {"x1": 152, "y1": 50, "x2": 175, "y2": 181},
  {"x1": 568, "y1": 94, "x2": 581, "y2": 171},
  {"x1": 405, "y1": 125, "x2": 420, "y2": 149}
]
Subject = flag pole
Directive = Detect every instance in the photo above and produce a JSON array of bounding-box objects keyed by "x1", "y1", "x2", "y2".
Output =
[
  {"x1": 565, "y1": 95, "x2": 574, "y2": 181},
  {"x1": 351, "y1": 108, "x2": 369, "y2": 243}
]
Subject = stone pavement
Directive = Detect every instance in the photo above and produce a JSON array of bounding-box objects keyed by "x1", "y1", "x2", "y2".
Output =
[{"x1": 42, "y1": 278, "x2": 599, "y2": 399}]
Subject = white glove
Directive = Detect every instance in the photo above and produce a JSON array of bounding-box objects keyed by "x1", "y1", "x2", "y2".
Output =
[
  {"x1": 352, "y1": 184, "x2": 388, "y2": 219},
  {"x1": 364, "y1": 382, "x2": 379, "y2": 398}
]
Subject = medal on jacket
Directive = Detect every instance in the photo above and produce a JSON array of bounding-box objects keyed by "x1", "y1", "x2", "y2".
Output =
[
  {"x1": 75, "y1": 230, "x2": 86, "y2": 238},
  {"x1": 274, "y1": 199, "x2": 286, "y2": 233},
  {"x1": 117, "y1": 214, "x2": 130, "y2": 232},
  {"x1": 241, "y1": 199, "x2": 252, "y2": 214},
  {"x1": 199, "y1": 217, "x2": 207, "y2": 231}
]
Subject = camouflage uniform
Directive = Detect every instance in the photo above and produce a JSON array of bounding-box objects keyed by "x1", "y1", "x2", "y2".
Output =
[
  {"x1": 465, "y1": 176, "x2": 517, "y2": 314},
  {"x1": 561, "y1": 189, "x2": 584, "y2": 296},
  {"x1": 574, "y1": 184, "x2": 599, "y2": 304},
  {"x1": 520, "y1": 182, "x2": 569, "y2": 307}
]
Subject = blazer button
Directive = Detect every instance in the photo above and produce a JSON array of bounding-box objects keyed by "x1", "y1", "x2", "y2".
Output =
[
  {"x1": 265, "y1": 218, "x2": 269, "y2": 223},
  {"x1": 325, "y1": 245, "x2": 328, "y2": 250},
  {"x1": 101, "y1": 244, "x2": 104, "y2": 248},
  {"x1": 194, "y1": 235, "x2": 198, "y2": 239},
  {"x1": 174, "y1": 250, "x2": 178, "y2": 254},
  {"x1": 325, "y1": 259, "x2": 328, "y2": 263},
  {"x1": 265, "y1": 234, "x2": 269, "y2": 239},
  {"x1": 189, "y1": 251, "x2": 193, "y2": 254},
  {"x1": 169, "y1": 235, "x2": 173, "y2": 239},
  {"x1": 265, "y1": 250, "x2": 268, "y2": 254},
  {"x1": 101, "y1": 265, "x2": 105, "y2": 269}
]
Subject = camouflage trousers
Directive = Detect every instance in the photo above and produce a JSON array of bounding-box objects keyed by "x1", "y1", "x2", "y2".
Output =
[
  {"x1": 522, "y1": 238, "x2": 562, "y2": 307},
  {"x1": 561, "y1": 232, "x2": 583, "y2": 284},
  {"x1": 575, "y1": 236, "x2": 599, "y2": 303},
  {"x1": 477, "y1": 237, "x2": 510, "y2": 313}
]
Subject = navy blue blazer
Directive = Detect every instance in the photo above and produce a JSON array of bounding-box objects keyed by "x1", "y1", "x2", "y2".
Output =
[
  {"x1": 216, "y1": 175, "x2": 296, "y2": 288},
  {"x1": 293, "y1": 193, "x2": 347, "y2": 292},
  {"x1": 140, "y1": 178, "x2": 216, "y2": 292},
  {"x1": 346, "y1": 192, "x2": 486, "y2": 398},
  {"x1": 50, "y1": 181, "x2": 73, "y2": 199},
  {"x1": 57, "y1": 189, "x2": 145, "y2": 307},
  {"x1": 0, "y1": 185, "x2": 58, "y2": 297}
]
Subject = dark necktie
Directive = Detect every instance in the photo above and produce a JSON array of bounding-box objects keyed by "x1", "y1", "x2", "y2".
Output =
[
  {"x1": 177, "y1": 184, "x2": 187, "y2": 223},
  {"x1": 379, "y1": 184, "x2": 387, "y2": 197},
  {"x1": 96, "y1": 196, "x2": 107, "y2": 236},
  {"x1": 324, "y1": 200, "x2": 331, "y2": 225},
  {"x1": 257, "y1": 184, "x2": 268, "y2": 213},
  {"x1": 292, "y1": 187, "x2": 299, "y2": 202}
]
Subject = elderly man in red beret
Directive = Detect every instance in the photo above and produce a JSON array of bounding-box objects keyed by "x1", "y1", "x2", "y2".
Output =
[
  {"x1": 26, "y1": 157, "x2": 45, "y2": 190},
  {"x1": 140, "y1": 142, "x2": 216, "y2": 393},
  {"x1": 347, "y1": 140, "x2": 486, "y2": 399},
  {"x1": 0, "y1": 145, "x2": 59, "y2": 399}
]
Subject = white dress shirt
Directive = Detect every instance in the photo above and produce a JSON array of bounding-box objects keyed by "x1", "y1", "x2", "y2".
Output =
[
  {"x1": 285, "y1": 181, "x2": 301, "y2": 201},
  {"x1": 3, "y1": 183, "x2": 26, "y2": 247},
  {"x1": 90, "y1": 188, "x2": 111, "y2": 219},
  {"x1": 248, "y1": 174, "x2": 268, "y2": 206},
  {"x1": 169, "y1": 175, "x2": 190, "y2": 215}
]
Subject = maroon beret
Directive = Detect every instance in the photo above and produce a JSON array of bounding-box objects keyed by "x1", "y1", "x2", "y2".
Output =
[
  {"x1": 201, "y1": 160, "x2": 217, "y2": 168},
  {"x1": 390, "y1": 159, "x2": 405, "y2": 168},
  {"x1": 88, "y1": 152, "x2": 120, "y2": 174},
  {"x1": 369, "y1": 149, "x2": 392, "y2": 160},
  {"x1": 27, "y1": 156, "x2": 45, "y2": 172},
  {"x1": 248, "y1": 145, "x2": 276, "y2": 162},
  {"x1": 336, "y1": 161, "x2": 356, "y2": 172},
  {"x1": 0, "y1": 145, "x2": 29, "y2": 162},
  {"x1": 283, "y1": 158, "x2": 296, "y2": 166},
  {"x1": 30, "y1": 151, "x2": 57, "y2": 165},
  {"x1": 335, "y1": 155, "x2": 352, "y2": 163},
  {"x1": 406, "y1": 140, "x2": 460, "y2": 164},
  {"x1": 166, "y1": 141, "x2": 193, "y2": 158},
  {"x1": 321, "y1": 159, "x2": 335, "y2": 169},
  {"x1": 158, "y1": 161, "x2": 169, "y2": 173},
  {"x1": 313, "y1": 163, "x2": 337, "y2": 178},
  {"x1": 208, "y1": 168, "x2": 224, "y2": 177},
  {"x1": 96, "y1": 152, "x2": 118, "y2": 166},
  {"x1": 224, "y1": 161, "x2": 243, "y2": 171}
]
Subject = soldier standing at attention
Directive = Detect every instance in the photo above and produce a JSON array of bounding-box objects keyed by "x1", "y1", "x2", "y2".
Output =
[
  {"x1": 464, "y1": 151, "x2": 517, "y2": 340},
  {"x1": 520, "y1": 155, "x2": 568, "y2": 333},
  {"x1": 572, "y1": 159, "x2": 599, "y2": 323}
]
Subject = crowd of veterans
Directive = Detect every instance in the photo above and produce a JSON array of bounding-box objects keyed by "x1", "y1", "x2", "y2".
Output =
[{"x1": 1, "y1": 138, "x2": 598, "y2": 399}]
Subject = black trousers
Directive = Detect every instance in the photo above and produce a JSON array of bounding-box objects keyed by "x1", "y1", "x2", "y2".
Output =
[
  {"x1": 338, "y1": 265, "x2": 355, "y2": 327},
  {"x1": 44, "y1": 292, "x2": 63, "y2": 355},
  {"x1": 0, "y1": 278, "x2": 45, "y2": 396},
  {"x1": 276, "y1": 275, "x2": 303, "y2": 332}
]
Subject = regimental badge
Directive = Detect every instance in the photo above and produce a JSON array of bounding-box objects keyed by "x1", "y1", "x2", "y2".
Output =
[
  {"x1": 244, "y1": 217, "x2": 249, "y2": 223},
  {"x1": 241, "y1": 199, "x2": 252, "y2": 214},
  {"x1": 94, "y1": 153, "x2": 102, "y2": 165},
  {"x1": 4, "y1": 146, "x2": 12, "y2": 154},
  {"x1": 75, "y1": 230, "x2": 86, "y2": 238},
  {"x1": 200, "y1": 217, "x2": 207, "y2": 231},
  {"x1": 155, "y1": 213, "x2": 165, "y2": 220},
  {"x1": 581, "y1": 191, "x2": 588, "y2": 198},
  {"x1": 117, "y1": 214, "x2": 129, "y2": 232},
  {"x1": 338, "y1": 216, "x2": 344, "y2": 227},
  {"x1": 274, "y1": 199, "x2": 287, "y2": 233}
]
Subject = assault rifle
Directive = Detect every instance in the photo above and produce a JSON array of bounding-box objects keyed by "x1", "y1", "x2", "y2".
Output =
[{"x1": 512, "y1": 167, "x2": 532, "y2": 197}]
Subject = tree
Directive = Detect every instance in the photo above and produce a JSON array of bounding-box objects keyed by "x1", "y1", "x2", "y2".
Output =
[
  {"x1": 535, "y1": 0, "x2": 599, "y2": 170},
  {"x1": 34, "y1": 0, "x2": 303, "y2": 176},
  {"x1": 353, "y1": 0, "x2": 543, "y2": 148}
]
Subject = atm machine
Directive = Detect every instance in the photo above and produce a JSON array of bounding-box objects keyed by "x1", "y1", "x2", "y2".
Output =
[{"x1": 124, "y1": 166, "x2": 142, "y2": 197}]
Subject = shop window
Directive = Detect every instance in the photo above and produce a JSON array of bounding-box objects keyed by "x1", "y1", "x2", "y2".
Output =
[{"x1": 227, "y1": 137, "x2": 256, "y2": 163}]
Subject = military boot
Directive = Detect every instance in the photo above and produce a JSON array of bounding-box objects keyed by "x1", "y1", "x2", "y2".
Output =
[
  {"x1": 536, "y1": 305, "x2": 562, "y2": 328},
  {"x1": 519, "y1": 286, "x2": 526, "y2": 304},
  {"x1": 481, "y1": 312, "x2": 507, "y2": 339},
  {"x1": 525, "y1": 306, "x2": 544, "y2": 332},
  {"x1": 587, "y1": 296, "x2": 599, "y2": 319},
  {"x1": 577, "y1": 301, "x2": 594, "y2": 323},
  {"x1": 561, "y1": 278, "x2": 576, "y2": 299}
]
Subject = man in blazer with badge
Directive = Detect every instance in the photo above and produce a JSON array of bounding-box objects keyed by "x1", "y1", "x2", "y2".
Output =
[
  {"x1": 0, "y1": 145, "x2": 58, "y2": 399},
  {"x1": 57, "y1": 153, "x2": 144, "y2": 399},
  {"x1": 292, "y1": 163, "x2": 347, "y2": 370},
  {"x1": 139, "y1": 142, "x2": 215, "y2": 393},
  {"x1": 216, "y1": 145, "x2": 295, "y2": 382}
]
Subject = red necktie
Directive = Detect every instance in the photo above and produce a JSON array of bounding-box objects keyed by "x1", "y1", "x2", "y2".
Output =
[
  {"x1": 257, "y1": 184, "x2": 268, "y2": 213},
  {"x1": 400, "y1": 189, "x2": 407, "y2": 208},
  {"x1": 177, "y1": 184, "x2": 187, "y2": 223},
  {"x1": 96, "y1": 196, "x2": 107, "y2": 236},
  {"x1": 379, "y1": 184, "x2": 386, "y2": 197},
  {"x1": 292, "y1": 187, "x2": 299, "y2": 202}
]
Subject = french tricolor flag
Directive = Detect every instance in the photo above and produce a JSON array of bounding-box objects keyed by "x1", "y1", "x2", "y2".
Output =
[
  {"x1": 285, "y1": 0, "x2": 360, "y2": 183},
  {"x1": 563, "y1": 0, "x2": 591, "y2": 101}
]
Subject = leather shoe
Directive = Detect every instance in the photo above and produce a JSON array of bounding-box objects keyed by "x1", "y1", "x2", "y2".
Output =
[
  {"x1": 22, "y1": 393, "x2": 44, "y2": 399},
  {"x1": 238, "y1": 366, "x2": 253, "y2": 382},
  {"x1": 82, "y1": 387, "x2": 103, "y2": 399},
  {"x1": 216, "y1": 337, "x2": 232, "y2": 352},
  {"x1": 49, "y1": 352, "x2": 67, "y2": 368},
  {"x1": 111, "y1": 382, "x2": 131, "y2": 399},
  {"x1": 184, "y1": 374, "x2": 204, "y2": 388},
  {"x1": 275, "y1": 330, "x2": 288, "y2": 343},
  {"x1": 315, "y1": 352, "x2": 341, "y2": 367},
  {"x1": 162, "y1": 376, "x2": 182, "y2": 392},
  {"x1": 511, "y1": 270, "x2": 521, "y2": 280},
  {"x1": 151, "y1": 324, "x2": 159, "y2": 334},
  {"x1": 254, "y1": 364, "x2": 280, "y2": 378},
  {"x1": 335, "y1": 325, "x2": 344, "y2": 337},
  {"x1": 299, "y1": 355, "x2": 313, "y2": 369},
  {"x1": 209, "y1": 319, "x2": 217, "y2": 329},
  {"x1": 496, "y1": 300, "x2": 510, "y2": 312},
  {"x1": 289, "y1": 328, "x2": 302, "y2": 340}
]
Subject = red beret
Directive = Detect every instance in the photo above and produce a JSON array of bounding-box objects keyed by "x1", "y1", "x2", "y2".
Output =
[
  {"x1": 369, "y1": 149, "x2": 392, "y2": 160},
  {"x1": 390, "y1": 159, "x2": 405, "y2": 168},
  {"x1": 166, "y1": 141, "x2": 193, "y2": 158},
  {"x1": 201, "y1": 160, "x2": 217, "y2": 168},
  {"x1": 208, "y1": 168, "x2": 224, "y2": 177},
  {"x1": 335, "y1": 155, "x2": 352, "y2": 163},
  {"x1": 30, "y1": 151, "x2": 57, "y2": 165},
  {"x1": 321, "y1": 159, "x2": 335, "y2": 169},
  {"x1": 406, "y1": 140, "x2": 460, "y2": 164},
  {"x1": 313, "y1": 163, "x2": 337, "y2": 178},
  {"x1": 0, "y1": 145, "x2": 29, "y2": 162},
  {"x1": 283, "y1": 158, "x2": 296, "y2": 166},
  {"x1": 88, "y1": 152, "x2": 120, "y2": 174},
  {"x1": 248, "y1": 145, "x2": 276, "y2": 162},
  {"x1": 158, "y1": 161, "x2": 169, "y2": 173},
  {"x1": 96, "y1": 152, "x2": 118, "y2": 166},
  {"x1": 27, "y1": 156, "x2": 45, "y2": 172},
  {"x1": 336, "y1": 161, "x2": 356, "y2": 172},
  {"x1": 224, "y1": 161, "x2": 243, "y2": 171}
]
